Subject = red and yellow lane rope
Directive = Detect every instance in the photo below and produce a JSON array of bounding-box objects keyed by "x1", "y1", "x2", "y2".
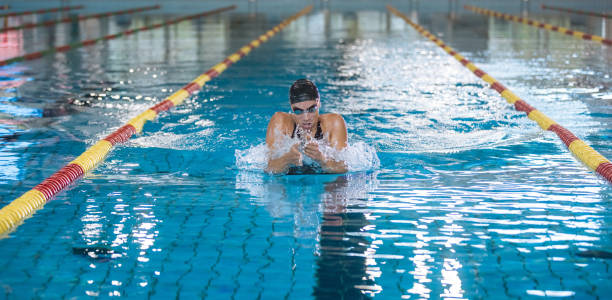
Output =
[
  {"x1": 0, "y1": 5, "x2": 160, "y2": 34},
  {"x1": 387, "y1": 5, "x2": 612, "y2": 184},
  {"x1": 541, "y1": 4, "x2": 612, "y2": 19},
  {"x1": 0, "y1": 5, "x2": 313, "y2": 236},
  {"x1": 464, "y1": 5, "x2": 612, "y2": 46},
  {"x1": 0, "y1": 5, "x2": 9, "y2": 11},
  {"x1": 0, "y1": 6, "x2": 235, "y2": 67},
  {"x1": 0, "y1": 5, "x2": 83, "y2": 18}
]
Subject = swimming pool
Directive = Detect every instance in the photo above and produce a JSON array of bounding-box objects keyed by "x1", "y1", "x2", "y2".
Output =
[{"x1": 0, "y1": 0, "x2": 611, "y2": 298}]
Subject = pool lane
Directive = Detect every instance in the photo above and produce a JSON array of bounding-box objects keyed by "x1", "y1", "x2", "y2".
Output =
[
  {"x1": 388, "y1": 5, "x2": 612, "y2": 184},
  {"x1": 541, "y1": 4, "x2": 612, "y2": 19},
  {"x1": 0, "y1": 5, "x2": 236, "y2": 67},
  {"x1": 0, "y1": 6, "x2": 610, "y2": 299},
  {"x1": 464, "y1": 5, "x2": 612, "y2": 46},
  {"x1": 0, "y1": 5, "x2": 83, "y2": 18},
  {"x1": 0, "y1": 5, "x2": 313, "y2": 237},
  {"x1": 0, "y1": 5, "x2": 161, "y2": 34}
]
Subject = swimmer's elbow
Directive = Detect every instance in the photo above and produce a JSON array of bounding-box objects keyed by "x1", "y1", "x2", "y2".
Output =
[
  {"x1": 266, "y1": 157, "x2": 287, "y2": 174},
  {"x1": 330, "y1": 166, "x2": 348, "y2": 174},
  {"x1": 324, "y1": 159, "x2": 348, "y2": 174},
  {"x1": 265, "y1": 159, "x2": 276, "y2": 173},
  {"x1": 264, "y1": 166, "x2": 279, "y2": 174},
  {"x1": 265, "y1": 163, "x2": 281, "y2": 174}
]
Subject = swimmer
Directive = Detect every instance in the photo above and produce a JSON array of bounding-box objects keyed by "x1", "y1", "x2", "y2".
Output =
[{"x1": 265, "y1": 79, "x2": 348, "y2": 174}]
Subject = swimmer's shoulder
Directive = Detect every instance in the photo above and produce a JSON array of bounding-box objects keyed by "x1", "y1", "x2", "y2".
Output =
[
  {"x1": 267, "y1": 111, "x2": 295, "y2": 134},
  {"x1": 270, "y1": 111, "x2": 292, "y2": 120},
  {"x1": 319, "y1": 113, "x2": 346, "y2": 130},
  {"x1": 319, "y1": 113, "x2": 347, "y2": 149}
]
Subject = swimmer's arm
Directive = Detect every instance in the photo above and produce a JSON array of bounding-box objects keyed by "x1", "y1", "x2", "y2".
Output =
[
  {"x1": 266, "y1": 144, "x2": 302, "y2": 173},
  {"x1": 319, "y1": 114, "x2": 348, "y2": 173},
  {"x1": 265, "y1": 112, "x2": 300, "y2": 174},
  {"x1": 319, "y1": 156, "x2": 347, "y2": 174},
  {"x1": 266, "y1": 156, "x2": 287, "y2": 174}
]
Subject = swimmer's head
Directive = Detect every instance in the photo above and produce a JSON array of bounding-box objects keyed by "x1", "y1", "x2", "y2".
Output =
[
  {"x1": 290, "y1": 79, "x2": 319, "y2": 104},
  {"x1": 290, "y1": 79, "x2": 320, "y2": 132}
]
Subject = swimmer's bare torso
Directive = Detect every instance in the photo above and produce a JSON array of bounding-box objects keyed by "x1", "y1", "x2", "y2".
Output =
[{"x1": 265, "y1": 108, "x2": 348, "y2": 174}]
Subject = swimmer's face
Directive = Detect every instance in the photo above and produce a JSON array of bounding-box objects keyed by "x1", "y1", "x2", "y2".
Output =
[{"x1": 291, "y1": 99, "x2": 320, "y2": 132}]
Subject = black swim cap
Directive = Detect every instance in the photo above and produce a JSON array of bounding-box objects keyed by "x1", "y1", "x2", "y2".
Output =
[{"x1": 289, "y1": 79, "x2": 319, "y2": 104}]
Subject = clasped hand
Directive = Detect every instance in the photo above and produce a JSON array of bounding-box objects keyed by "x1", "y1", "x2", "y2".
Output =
[{"x1": 286, "y1": 141, "x2": 325, "y2": 167}]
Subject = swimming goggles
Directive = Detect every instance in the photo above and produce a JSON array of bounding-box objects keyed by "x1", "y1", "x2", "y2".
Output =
[{"x1": 292, "y1": 104, "x2": 318, "y2": 115}]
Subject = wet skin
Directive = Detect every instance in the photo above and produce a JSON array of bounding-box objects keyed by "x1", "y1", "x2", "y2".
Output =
[{"x1": 265, "y1": 98, "x2": 348, "y2": 174}]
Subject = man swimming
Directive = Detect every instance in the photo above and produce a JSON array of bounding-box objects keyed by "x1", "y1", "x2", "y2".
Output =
[{"x1": 265, "y1": 79, "x2": 348, "y2": 174}]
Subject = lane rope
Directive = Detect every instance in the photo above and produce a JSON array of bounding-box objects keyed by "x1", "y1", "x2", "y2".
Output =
[
  {"x1": 0, "y1": 5, "x2": 313, "y2": 237},
  {"x1": 387, "y1": 5, "x2": 612, "y2": 184},
  {"x1": 0, "y1": 6, "x2": 236, "y2": 67},
  {"x1": 0, "y1": 5, "x2": 160, "y2": 34},
  {"x1": 464, "y1": 5, "x2": 612, "y2": 46},
  {"x1": 0, "y1": 5, "x2": 83, "y2": 18},
  {"x1": 541, "y1": 4, "x2": 612, "y2": 19}
]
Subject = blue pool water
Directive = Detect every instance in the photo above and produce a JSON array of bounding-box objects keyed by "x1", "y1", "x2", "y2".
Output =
[{"x1": 0, "y1": 1, "x2": 611, "y2": 298}]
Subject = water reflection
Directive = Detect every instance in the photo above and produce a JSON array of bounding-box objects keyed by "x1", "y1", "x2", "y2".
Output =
[
  {"x1": 235, "y1": 171, "x2": 379, "y2": 298},
  {"x1": 73, "y1": 189, "x2": 159, "y2": 297},
  {"x1": 0, "y1": 29, "x2": 23, "y2": 61},
  {"x1": 315, "y1": 174, "x2": 380, "y2": 299}
]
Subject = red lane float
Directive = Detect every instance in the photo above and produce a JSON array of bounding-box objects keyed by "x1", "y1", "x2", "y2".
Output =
[
  {"x1": 465, "y1": 5, "x2": 612, "y2": 46},
  {"x1": 0, "y1": 5, "x2": 236, "y2": 67},
  {"x1": 0, "y1": 5, "x2": 83, "y2": 18},
  {"x1": 387, "y1": 5, "x2": 612, "y2": 184},
  {"x1": 542, "y1": 4, "x2": 612, "y2": 19},
  {"x1": 0, "y1": 5, "x2": 313, "y2": 237},
  {"x1": 0, "y1": 5, "x2": 160, "y2": 33}
]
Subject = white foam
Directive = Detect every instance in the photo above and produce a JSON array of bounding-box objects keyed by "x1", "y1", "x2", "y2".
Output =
[
  {"x1": 235, "y1": 134, "x2": 380, "y2": 172},
  {"x1": 334, "y1": 141, "x2": 380, "y2": 172},
  {"x1": 235, "y1": 143, "x2": 269, "y2": 171}
]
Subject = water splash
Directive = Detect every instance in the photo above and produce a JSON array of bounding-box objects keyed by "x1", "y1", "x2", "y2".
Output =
[
  {"x1": 235, "y1": 143, "x2": 269, "y2": 171},
  {"x1": 235, "y1": 137, "x2": 380, "y2": 173}
]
